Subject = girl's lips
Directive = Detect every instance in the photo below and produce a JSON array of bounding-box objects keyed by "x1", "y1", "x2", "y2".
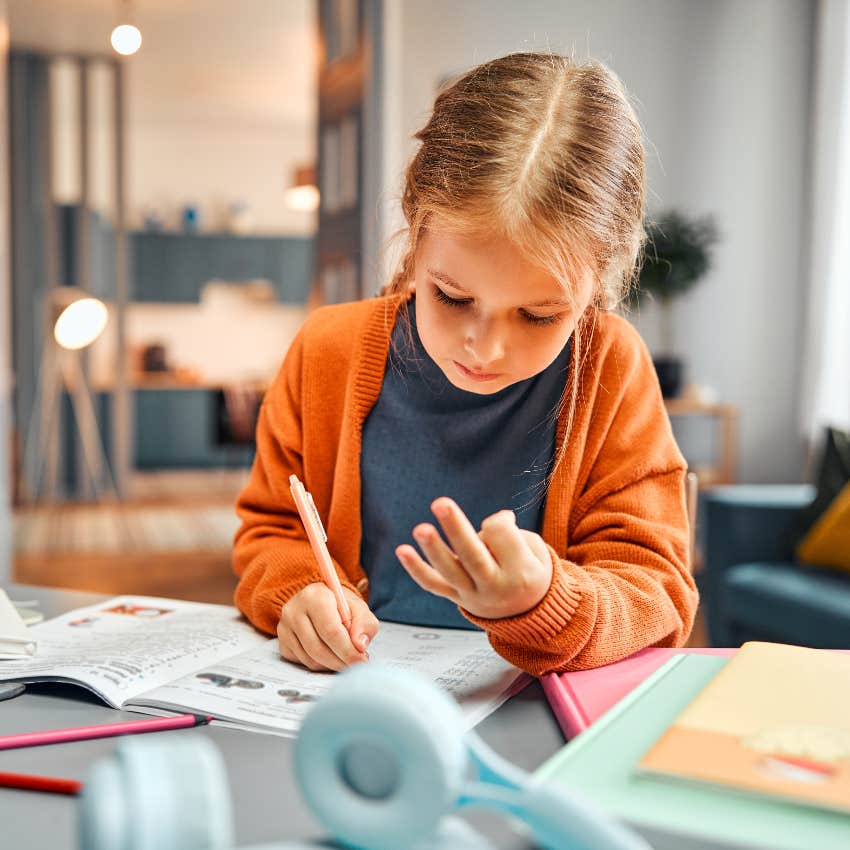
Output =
[{"x1": 454, "y1": 360, "x2": 502, "y2": 381}]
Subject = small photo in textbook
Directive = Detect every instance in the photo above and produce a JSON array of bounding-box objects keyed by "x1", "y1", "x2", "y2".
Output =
[{"x1": 638, "y1": 642, "x2": 850, "y2": 815}]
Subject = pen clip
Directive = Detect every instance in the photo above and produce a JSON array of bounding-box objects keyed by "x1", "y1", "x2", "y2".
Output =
[{"x1": 307, "y1": 493, "x2": 328, "y2": 542}]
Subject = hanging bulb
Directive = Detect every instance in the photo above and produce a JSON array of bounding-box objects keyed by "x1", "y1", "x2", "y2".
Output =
[
  {"x1": 285, "y1": 184, "x2": 320, "y2": 212},
  {"x1": 110, "y1": 23, "x2": 142, "y2": 56},
  {"x1": 285, "y1": 164, "x2": 320, "y2": 212}
]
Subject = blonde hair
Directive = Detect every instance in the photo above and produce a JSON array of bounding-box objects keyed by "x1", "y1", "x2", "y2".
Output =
[{"x1": 383, "y1": 52, "x2": 646, "y2": 473}]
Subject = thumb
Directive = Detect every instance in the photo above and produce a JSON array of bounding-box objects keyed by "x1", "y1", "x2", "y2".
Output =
[
  {"x1": 519, "y1": 528, "x2": 552, "y2": 566},
  {"x1": 348, "y1": 598, "x2": 379, "y2": 652}
]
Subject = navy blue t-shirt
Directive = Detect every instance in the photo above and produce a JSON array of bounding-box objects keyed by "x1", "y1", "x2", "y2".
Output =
[{"x1": 359, "y1": 299, "x2": 571, "y2": 628}]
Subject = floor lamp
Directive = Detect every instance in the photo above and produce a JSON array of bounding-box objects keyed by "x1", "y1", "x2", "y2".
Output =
[{"x1": 22, "y1": 288, "x2": 117, "y2": 503}]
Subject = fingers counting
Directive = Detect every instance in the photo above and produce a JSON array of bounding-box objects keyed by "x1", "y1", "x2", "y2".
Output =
[{"x1": 397, "y1": 499, "x2": 553, "y2": 620}]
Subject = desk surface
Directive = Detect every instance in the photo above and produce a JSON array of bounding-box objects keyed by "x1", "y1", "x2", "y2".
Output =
[{"x1": 1, "y1": 584, "x2": 565, "y2": 849}]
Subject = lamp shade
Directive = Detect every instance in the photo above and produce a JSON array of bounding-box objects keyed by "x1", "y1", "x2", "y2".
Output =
[{"x1": 53, "y1": 295, "x2": 108, "y2": 350}]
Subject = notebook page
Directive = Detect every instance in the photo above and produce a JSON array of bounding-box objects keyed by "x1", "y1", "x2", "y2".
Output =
[
  {"x1": 0, "y1": 595, "x2": 267, "y2": 707},
  {"x1": 129, "y1": 621, "x2": 529, "y2": 735}
]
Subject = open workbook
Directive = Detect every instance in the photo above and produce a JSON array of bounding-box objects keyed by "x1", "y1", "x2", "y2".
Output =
[{"x1": 0, "y1": 595, "x2": 529, "y2": 736}]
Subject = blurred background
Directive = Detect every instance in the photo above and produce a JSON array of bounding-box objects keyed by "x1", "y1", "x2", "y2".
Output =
[{"x1": 0, "y1": 1, "x2": 846, "y2": 639}]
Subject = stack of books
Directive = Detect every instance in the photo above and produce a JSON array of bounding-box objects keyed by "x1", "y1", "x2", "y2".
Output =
[{"x1": 536, "y1": 643, "x2": 850, "y2": 850}]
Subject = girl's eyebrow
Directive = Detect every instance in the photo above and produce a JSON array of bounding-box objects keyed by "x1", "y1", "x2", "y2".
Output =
[
  {"x1": 427, "y1": 267, "x2": 469, "y2": 291},
  {"x1": 426, "y1": 267, "x2": 571, "y2": 308}
]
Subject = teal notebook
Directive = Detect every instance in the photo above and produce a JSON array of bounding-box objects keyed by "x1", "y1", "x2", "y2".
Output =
[{"x1": 535, "y1": 654, "x2": 850, "y2": 850}]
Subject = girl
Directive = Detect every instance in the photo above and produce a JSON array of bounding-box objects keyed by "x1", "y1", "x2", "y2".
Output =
[{"x1": 232, "y1": 52, "x2": 698, "y2": 676}]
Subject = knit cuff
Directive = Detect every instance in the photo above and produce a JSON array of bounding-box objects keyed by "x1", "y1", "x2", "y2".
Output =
[{"x1": 461, "y1": 546, "x2": 583, "y2": 643}]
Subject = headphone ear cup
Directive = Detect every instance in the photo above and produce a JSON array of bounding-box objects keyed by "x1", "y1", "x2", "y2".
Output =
[
  {"x1": 295, "y1": 664, "x2": 468, "y2": 850},
  {"x1": 77, "y1": 734, "x2": 234, "y2": 850}
]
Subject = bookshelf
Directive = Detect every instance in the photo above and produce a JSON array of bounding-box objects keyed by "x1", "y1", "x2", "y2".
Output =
[
  {"x1": 665, "y1": 398, "x2": 739, "y2": 487},
  {"x1": 315, "y1": 0, "x2": 381, "y2": 303}
]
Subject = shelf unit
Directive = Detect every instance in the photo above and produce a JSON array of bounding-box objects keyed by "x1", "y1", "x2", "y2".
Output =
[{"x1": 665, "y1": 398, "x2": 739, "y2": 487}]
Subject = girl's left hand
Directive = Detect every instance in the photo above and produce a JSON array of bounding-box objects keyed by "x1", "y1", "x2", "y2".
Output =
[{"x1": 395, "y1": 497, "x2": 553, "y2": 620}]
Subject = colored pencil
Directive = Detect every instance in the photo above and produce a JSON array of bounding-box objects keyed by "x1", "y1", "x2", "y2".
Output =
[
  {"x1": 0, "y1": 771, "x2": 83, "y2": 795},
  {"x1": 0, "y1": 713, "x2": 212, "y2": 751}
]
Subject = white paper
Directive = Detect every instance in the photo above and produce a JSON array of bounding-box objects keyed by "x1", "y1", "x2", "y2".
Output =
[
  {"x1": 0, "y1": 588, "x2": 37, "y2": 659},
  {"x1": 130, "y1": 622, "x2": 530, "y2": 736},
  {"x1": 0, "y1": 595, "x2": 267, "y2": 706}
]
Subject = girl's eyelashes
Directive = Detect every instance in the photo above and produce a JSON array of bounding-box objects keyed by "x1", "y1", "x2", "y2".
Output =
[
  {"x1": 431, "y1": 283, "x2": 564, "y2": 327},
  {"x1": 519, "y1": 310, "x2": 563, "y2": 327},
  {"x1": 432, "y1": 284, "x2": 472, "y2": 309}
]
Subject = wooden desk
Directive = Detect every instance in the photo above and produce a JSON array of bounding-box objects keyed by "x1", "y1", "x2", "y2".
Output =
[{"x1": 665, "y1": 399, "x2": 739, "y2": 487}]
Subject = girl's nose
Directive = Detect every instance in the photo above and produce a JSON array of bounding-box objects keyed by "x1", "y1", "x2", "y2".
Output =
[{"x1": 464, "y1": 318, "x2": 505, "y2": 366}]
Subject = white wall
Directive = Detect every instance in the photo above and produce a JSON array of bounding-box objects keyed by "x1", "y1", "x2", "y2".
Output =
[
  {"x1": 126, "y1": 0, "x2": 317, "y2": 235},
  {"x1": 89, "y1": 296, "x2": 308, "y2": 388},
  {"x1": 379, "y1": 0, "x2": 814, "y2": 484},
  {"x1": 10, "y1": 0, "x2": 318, "y2": 236}
]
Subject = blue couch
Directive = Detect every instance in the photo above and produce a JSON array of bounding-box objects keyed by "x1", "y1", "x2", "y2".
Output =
[{"x1": 702, "y1": 485, "x2": 850, "y2": 648}]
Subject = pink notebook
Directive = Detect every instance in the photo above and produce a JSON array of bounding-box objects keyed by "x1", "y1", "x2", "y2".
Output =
[{"x1": 541, "y1": 647, "x2": 737, "y2": 740}]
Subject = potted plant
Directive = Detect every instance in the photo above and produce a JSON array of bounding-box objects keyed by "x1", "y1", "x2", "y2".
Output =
[{"x1": 631, "y1": 210, "x2": 719, "y2": 397}]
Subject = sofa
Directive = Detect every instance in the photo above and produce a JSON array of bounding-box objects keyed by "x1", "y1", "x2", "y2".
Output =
[{"x1": 701, "y1": 485, "x2": 850, "y2": 648}]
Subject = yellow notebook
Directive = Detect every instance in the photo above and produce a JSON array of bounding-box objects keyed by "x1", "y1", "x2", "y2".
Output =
[{"x1": 638, "y1": 642, "x2": 850, "y2": 815}]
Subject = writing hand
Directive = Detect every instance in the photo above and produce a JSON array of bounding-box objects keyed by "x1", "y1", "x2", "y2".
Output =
[
  {"x1": 395, "y1": 498, "x2": 553, "y2": 620},
  {"x1": 278, "y1": 584, "x2": 379, "y2": 671}
]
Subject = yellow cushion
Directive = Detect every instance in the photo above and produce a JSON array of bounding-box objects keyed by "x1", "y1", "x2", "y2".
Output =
[{"x1": 797, "y1": 479, "x2": 850, "y2": 573}]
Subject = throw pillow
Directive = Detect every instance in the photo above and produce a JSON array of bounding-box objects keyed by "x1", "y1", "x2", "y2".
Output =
[
  {"x1": 797, "y1": 479, "x2": 850, "y2": 572},
  {"x1": 796, "y1": 426, "x2": 850, "y2": 572}
]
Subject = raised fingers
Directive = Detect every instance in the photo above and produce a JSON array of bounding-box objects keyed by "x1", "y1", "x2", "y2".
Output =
[
  {"x1": 396, "y1": 543, "x2": 461, "y2": 602},
  {"x1": 411, "y1": 522, "x2": 475, "y2": 592},
  {"x1": 478, "y1": 509, "x2": 528, "y2": 566},
  {"x1": 430, "y1": 498, "x2": 496, "y2": 584}
]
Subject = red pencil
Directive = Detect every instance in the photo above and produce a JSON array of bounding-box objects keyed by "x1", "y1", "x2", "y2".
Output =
[
  {"x1": 0, "y1": 713, "x2": 213, "y2": 751},
  {"x1": 0, "y1": 771, "x2": 83, "y2": 795}
]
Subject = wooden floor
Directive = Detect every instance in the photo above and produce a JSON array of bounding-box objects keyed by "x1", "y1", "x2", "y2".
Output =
[
  {"x1": 14, "y1": 503, "x2": 241, "y2": 554},
  {"x1": 13, "y1": 470, "x2": 244, "y2": 605},
  {"x1": 15, "y1": 550, "x2": 238, "y2": 605},
  {"x1": 12, "y1": 468, "x2": 710, "y2": 644}
]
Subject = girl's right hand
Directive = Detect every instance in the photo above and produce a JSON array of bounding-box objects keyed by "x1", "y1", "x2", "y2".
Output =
[{"x1": 277, "y1": 583, "x2": 379, "y2": 672}]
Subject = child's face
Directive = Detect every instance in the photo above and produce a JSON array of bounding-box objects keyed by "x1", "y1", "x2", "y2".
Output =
[{"x1": 412, "y1": 224, "x2": 595, "y2": 394}]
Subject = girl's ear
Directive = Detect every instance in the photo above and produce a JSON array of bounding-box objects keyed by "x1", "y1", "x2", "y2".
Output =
[{"x1": 406, "y1": 282, "x2": 417, "y2": 300}]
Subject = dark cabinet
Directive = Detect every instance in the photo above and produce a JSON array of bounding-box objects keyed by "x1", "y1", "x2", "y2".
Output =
[
  {"x1": 131, "y1": 232, "x2": 314, "y2": 304},
  {"x1": 134, "y1": 389, "x2": 254, "y2": 469}
]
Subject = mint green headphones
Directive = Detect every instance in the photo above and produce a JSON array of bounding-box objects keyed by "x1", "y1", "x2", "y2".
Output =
[{"x1": 79, "y1": 664, "x2": 650, "y2": 850}]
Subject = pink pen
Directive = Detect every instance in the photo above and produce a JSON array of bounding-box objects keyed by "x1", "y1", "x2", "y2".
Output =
[
  {"x1": 0, "y1": 713, "x2": 212, "y2": 751},
  {"x1": 289, "y1": 473, "x2": 353, "y2": 628}
]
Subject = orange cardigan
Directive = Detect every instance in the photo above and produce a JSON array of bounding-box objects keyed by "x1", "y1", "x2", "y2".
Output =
[{"x1": 233, "y1": 296, "x2": 698, "y2": 675}]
